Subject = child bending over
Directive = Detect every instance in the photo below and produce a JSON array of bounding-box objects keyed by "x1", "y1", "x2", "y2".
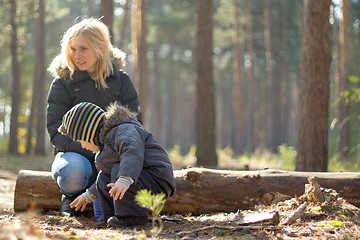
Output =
[{"x1": 58, "y1": 102, "x2": 176, "y2": 228}]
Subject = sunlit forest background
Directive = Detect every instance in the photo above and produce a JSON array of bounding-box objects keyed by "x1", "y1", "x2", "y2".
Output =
[{"x1": 0, "y1": 0, "x2": 359, "y2": 171}]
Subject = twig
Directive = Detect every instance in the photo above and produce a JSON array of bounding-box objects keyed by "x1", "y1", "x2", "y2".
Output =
[
  {"x1": 175, "y1": 224, "x2": 282, "y2": 237},
  {"x1": 281, "y1": 202, "x2": 309, "y2": 225}
]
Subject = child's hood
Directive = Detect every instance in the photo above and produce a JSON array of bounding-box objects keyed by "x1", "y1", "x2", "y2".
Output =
[
  {"x1": 48, "y1": 47, "x2": 126, "y2": 79},
  {"x1": 100, "y1": 102, "x2": 139, "y2": 143}
]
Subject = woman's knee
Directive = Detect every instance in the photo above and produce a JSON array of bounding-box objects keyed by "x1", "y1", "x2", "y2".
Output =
[{"x1": 51, "y1": 152, "x2": 94, "y2": 195}]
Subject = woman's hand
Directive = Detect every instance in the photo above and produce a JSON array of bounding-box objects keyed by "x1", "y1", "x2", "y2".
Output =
[
  {"x1": 107, "y1": 181, "x2": 130, "y2": 200},
  {"x1": 70, "y1": 195, "x2": 89, "y2": 212}
]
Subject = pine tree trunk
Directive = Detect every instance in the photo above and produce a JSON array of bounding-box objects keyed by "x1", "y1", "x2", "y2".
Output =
[
  {"x1": 296, "y1": 0, "x2": 331, "y2": 171},
  {"x1": 231, "y1": 0, "x2": 244, "y2": 154},
  {"x1": 246, "y1": 1, "x2": 255, "y2": 152},
  {"x1": 333, "y1": 6, "x2": 341, "y2": 152},
  {"x1": 151, "y1": 43, "x2": 162, "y2": 142},
  {"x1": 132, "y1": 0, "x2": 148, "y2": 125},
  {"x1": 195, "y1": 0, "x2": 217, "y2": 167},
  {"x1": 34, "y1": 0, "x2": 46, "y2": 155},
  {"x1": 263, "y1": 0, "x2": 273, "y2": 151},
  {"x1": 339, "y1": 0, "x2": 350, "y2": 161},
  {"x1": 118, "y1": 0, "x2": 130, "y2": 49},
  {"x1": 100, "y1": 0, "x2": 114, "y2": 43},
  {"x1": 9, "y1": 0, "x2": 21, "y2": 154},
  {"x1": 281, "y1": 0, "x2": 290, "y2": 144}
]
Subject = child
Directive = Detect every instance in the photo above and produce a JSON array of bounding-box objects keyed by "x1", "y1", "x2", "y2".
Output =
[{"x1": 58, "y1": 102, "x2": 176, "y2": 227}]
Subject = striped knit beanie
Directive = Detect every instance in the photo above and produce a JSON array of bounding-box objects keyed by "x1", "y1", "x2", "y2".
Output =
[{"x1": 58, "y1": 102, "x2": 105, "y2": 146}]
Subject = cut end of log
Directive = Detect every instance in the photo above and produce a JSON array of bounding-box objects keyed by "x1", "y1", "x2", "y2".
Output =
[{"x1": 14, "y1": 170, "x2": 62, "y2": 213}]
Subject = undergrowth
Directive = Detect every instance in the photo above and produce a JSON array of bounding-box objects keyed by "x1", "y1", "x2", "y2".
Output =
[
  {"x1": 1, "y1": 144, "x2": 359, "y2": 173},
  {"x1": 168, "y1": 144, "x2": 360, "y2": 172}
]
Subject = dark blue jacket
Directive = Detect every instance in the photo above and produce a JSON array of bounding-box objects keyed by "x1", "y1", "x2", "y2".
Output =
[{"x1": 96, "y1": 104, "x2": 176, "y2": 197}]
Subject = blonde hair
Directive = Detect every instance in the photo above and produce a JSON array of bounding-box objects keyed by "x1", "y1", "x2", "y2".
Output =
[{"x1": 61, "y1": 18, "x2": 113, "y2": 89}]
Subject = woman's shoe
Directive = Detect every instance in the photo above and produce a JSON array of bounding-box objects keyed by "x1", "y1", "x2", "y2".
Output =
[{"x1": 60, "y1": 194, "x2": 77, "y2": 217}]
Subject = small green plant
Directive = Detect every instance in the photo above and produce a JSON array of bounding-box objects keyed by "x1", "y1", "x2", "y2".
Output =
[
  {"x1": 316, "y1": 220, "x2": 344, "y2": 228},
  {"x1": 331, "y1": 220, "x2": 344, "y2": 227},
  {"x1": 135, "y1": 189, "x2": 166, "y2": 236},
  {"x1": 310, "y1": 206, "x2": 322, "y2": 212}
]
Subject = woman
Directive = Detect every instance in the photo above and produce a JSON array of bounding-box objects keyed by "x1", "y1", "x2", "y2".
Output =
[{"x1": 46, "y1": 18, "x2": 141, "y2": 217}]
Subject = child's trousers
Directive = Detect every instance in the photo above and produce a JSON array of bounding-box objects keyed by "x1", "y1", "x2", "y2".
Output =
[{"x1": 96, "y1": 163, "x2": 172, "y2": 220}]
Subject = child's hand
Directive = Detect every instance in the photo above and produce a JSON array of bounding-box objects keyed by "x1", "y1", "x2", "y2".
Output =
[
  {"x1": 70, "y1": 195, "x2": 89, "y2": 212},
  {"x1": 107, "y1": 181, "x2": 129, "y2": 200}
]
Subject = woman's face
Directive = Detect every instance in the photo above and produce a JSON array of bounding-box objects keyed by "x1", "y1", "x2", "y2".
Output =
[{"x1": 69, "y1": 34, "x2": 98, "y2": 74}]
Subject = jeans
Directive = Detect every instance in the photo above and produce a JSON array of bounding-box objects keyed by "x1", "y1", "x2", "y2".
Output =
[{"x1": 51, "y1": 152, "x2": 97, "y2": 197}]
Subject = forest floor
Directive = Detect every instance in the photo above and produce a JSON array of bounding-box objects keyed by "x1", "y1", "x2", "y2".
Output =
[{"x1": 0, "y1": 155, "x2": 360, "y2": 239}]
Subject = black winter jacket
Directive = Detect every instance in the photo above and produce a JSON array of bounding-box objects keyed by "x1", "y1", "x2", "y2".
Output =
[{"x1": 46, "y1": 49, "x2": 140, "y2": 161}]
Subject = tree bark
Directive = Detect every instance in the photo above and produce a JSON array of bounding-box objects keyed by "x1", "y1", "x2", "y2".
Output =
[
  {"x1": 339, "y1": 0, "x2": 350, "y2": 161},
  {"x1": 14, "y1": 170, "x2": 62, "y2": 213},
  {"x1": 34, "y1": 0, "x2": 46, "y2": 155},
  {"x1": 195, "y1": 0, "x2": 217, "y2": 167},
  {"x1": 280, "y1": 0, "x2": 290, "y2": 145},
  {"x1": 263, "y1": 0, "x2": 274, "y2": 151},
  {"x1": 118, "y1": 0, "x2": 130, "y2": 49},
  {"x1": 246, "y1": 0, "x2": 255, "y2": 152},
  {"x1": 150, "y1": 43, "x2": 162, "y2": 142},
  {"x1": 131, "y1": 0, "x2": 148, "y2": 125},
  {"x1": 333, "y1": 5, "x2": 341, "y2": 154},
  {"x1": 231, "y1": 0, "x2": 244, "y2": 154},
  {"x1": 9, "y1": 0, "x2": 21, "y2": 154},
  {"x1": 100, "y1": 0, "x2": 114, "y2": 43},
  {"x1": 296, "y1": 0, "x2": 331, "y2": 171},
  {"x1": 26, "y1": 0, "x2": 46, "y2": 155},
  {"x1": 14, "y1": 168, "x2": 360, "y2": 215}
]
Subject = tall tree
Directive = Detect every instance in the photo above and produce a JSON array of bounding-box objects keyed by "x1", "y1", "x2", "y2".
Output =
[
  {"x1": 118, "y1": 0, "x2": 130, "y2": 49},
  {"x1": 280, "y1": 0, "x2": 290, "y2": 144},
  {"x1": 26, "y1": 0, "x2": 46, "y2": 155},
  {"x1": 132, "y1": 0, "x2": 148, "y2": 125},
  {"x1": 231, "y1": 0, "x2": 244, "y2": 154},
  {"x1": 264, "y1": 0, "x2": 281, "y2": 152},
  {"x1": 296, "y1": 0, "x2": 331, "y2": 172},
  {"x1": 195, "y1": 0, "x2": 217, "y2": 167},
  {"x1": 34, "y1": 0, "x2": 46, "y2": 155},
  {"x1": 245, "y1": 0, "x2": 255, "y2": 152},
  {"x1": 333, "y1": 3, "x2": 341, "y2": 154},
  {"x1": 263, "y1": 0, "x2": 273, "y2": 151},
  {"x1": 339, "y1": 0, "x2": 350, "y2": 160},
  {"x1": 9, "y1": 0, "x2": 21, "y2": 154},
  {"x1": 100, "y1": 0, "x2": 114, "y2": 42},
  {"x1": 150, "y1": 42, "x2": 162, "y2": 143}
]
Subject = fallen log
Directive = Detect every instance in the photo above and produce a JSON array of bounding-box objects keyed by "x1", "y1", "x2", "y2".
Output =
[
  {"x1": 13, "y1": 170, "x2": 93, "y2": 216},
  {"x1": 14, "y1": 170, "x2": 61, "y2": 213},
  {"x1": 14, "y1": 168, "x2": 360, "y2": 215}
]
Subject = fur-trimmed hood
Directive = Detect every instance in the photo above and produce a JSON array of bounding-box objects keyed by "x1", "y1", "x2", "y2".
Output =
[
  {"x1": 100, "y1": 102, "x2": 138, "y2": 144},
  {"x1": 48, "y1": 47, "x2": 126, "y2": 79}
]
